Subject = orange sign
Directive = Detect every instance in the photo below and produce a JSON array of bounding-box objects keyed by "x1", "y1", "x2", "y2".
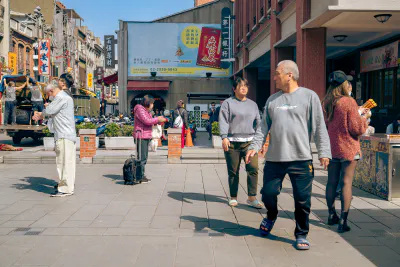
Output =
[{"x1": 8, "y1": 52, "x2": 17, "y2": 75}]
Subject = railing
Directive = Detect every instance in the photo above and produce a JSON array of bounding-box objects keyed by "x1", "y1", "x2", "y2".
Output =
[{"x1": 260, "y1": 6, "x2": 264, "y2": 17}]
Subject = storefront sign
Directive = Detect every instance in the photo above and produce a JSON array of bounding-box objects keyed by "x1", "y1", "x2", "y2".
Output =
[
  {"x1": 127, "y1": 22, "x2": 231, "y2": 77},
  {"x1": 39, "y1": 39, "x2": 51, "y2": 75},
  {"x1": 360, "y1": 41, "x2": 398, "y2": 73},
  {"x1": 196, "y1": 27, "x2": 222, "y2": 69},
  {"x1": 104, "y1": 35, "x2": 115, "y2": 69},
  {"x1": 8, "y1": 52, "x2": 17, "y2": 75},
  {"x1": 87, "y1": 73, "x2": 93, "y2": 88},
  {"x1": 220, "y1": 7, "x2": 233, "y2": 69}
]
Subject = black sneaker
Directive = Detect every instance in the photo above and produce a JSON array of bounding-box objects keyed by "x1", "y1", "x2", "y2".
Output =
[
  {"x1": 140, "y1": 177, "x2": 151, "y2": 184},
  {"x1": 51, "y1": 192, "x2": 73, "y2": 197}
]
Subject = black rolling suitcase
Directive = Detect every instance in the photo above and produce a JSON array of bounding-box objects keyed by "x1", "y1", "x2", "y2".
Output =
[{"x1": 122, "y1": 130, "x2": 145, "y2": 185}]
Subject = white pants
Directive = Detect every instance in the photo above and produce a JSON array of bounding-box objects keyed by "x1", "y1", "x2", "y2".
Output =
[{"x1": 55, "y1": 139, "x2": 76, "y2": 194}]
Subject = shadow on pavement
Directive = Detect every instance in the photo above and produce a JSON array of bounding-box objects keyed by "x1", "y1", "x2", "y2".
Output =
[
  {"x1": 181, "y1": 215, "x2": 294, "y2": 246},
  {"x1": 11, "y1": 176, "x2": 57, "y2": 194},
  {"x1": 103, "y1": 174, "x2": 125, "y2": 185}
]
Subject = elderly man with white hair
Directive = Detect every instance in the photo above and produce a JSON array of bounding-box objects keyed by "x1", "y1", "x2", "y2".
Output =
[
  {"x1": 246, "y1": 60, "x2": 331, "y2": 250},
  {"x1": 33, "y1": 83, "x2": 76, "y2": 197}
]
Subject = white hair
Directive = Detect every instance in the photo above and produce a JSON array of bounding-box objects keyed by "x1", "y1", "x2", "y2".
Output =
[
  {"x1": 45, "y1": 83, "x2": 56, "y2": 92},
  {"x1": 277, "y1": 60, "x2": 300, "y2": 81}
]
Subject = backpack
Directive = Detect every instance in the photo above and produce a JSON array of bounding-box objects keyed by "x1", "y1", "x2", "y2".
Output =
[
  {"x1": 173, "y1": 109, "x2": 183, "y2": 128},
  {"x1": 123, "y1": 155, "x2": 136, "y2": 184}
]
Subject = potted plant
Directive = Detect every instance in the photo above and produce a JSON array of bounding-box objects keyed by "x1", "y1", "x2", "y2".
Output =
[
  {"x1": 76, "y1": 122, "x2": 99, "y2": 149},
  {"x1": 211, "y1": 121, "x2": 222, "y2": 148},
  {"x1": 43, "y1": 126, "x2": 55, "y2": 151},
  {"x1": 104, "y1": 123, "x2": 135, "y2": 150}
]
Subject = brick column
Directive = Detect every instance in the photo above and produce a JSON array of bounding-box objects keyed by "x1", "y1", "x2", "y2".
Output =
[
  {"x1": 167, "y1": 128, "x2": 182, "y2": 164},
  {"x1": 79, "y1": 129, "x2": 96, "y2": 163},
  {"x1": 296, "y1": 0, "x2": 326, "y2": 99}
]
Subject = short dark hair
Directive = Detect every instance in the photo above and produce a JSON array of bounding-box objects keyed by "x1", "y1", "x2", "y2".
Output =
[
  {"x1": 211, "y1": 102, "x2": 216, "y2": 105},
  {"x1": 141, "y1": 95, "x2": 154, "y2": 108},
  {"x1": 59, "y1": 73, "x2": 74, "y2": 88},
  {"x1": 232, "y1": 77, "x2": 248, "y2": 90}
]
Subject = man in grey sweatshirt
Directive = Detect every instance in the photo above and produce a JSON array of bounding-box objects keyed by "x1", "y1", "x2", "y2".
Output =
[{"x1": 246, "y1": 60, "x2": 331, "y2": 250}]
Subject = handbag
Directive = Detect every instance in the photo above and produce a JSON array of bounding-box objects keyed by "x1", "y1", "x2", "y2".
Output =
[{"x1": 173, "y1": 109, "x2": 183, "y2": 129}]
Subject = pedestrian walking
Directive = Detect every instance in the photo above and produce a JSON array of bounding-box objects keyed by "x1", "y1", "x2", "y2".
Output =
[
  {"x1": 58, "y1": 73, "x2": 74, "y2": 98},
  {"x1": 2, "y1": 77, "x2": 27, "y2": 126},
  {"x1": 172, "y1": 100, "x2": 188, "y2": 148},
  {"x1": 219, "y1": 77, "x2": 263, "y2": 209},
  {"x1": 133, "y1": 95, "x2": 167, "y2": 184},
  {"x1": 207, "y1": 102, "x2": 219, "y2": 140},
  {"x1": 246, "y1": 60, "x2": 331, "y2": 250},
  {"x1": 322, "y1": 71, "x2": 368, "y2": 233},
  {"x1": 33, "y1": 84, "x2": 76, "y2": 197}
]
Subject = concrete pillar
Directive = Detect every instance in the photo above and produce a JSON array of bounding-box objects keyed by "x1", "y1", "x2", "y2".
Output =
[
  {"x1": 167, "y1": 128, "x2": 182, "y2": 164},
  {"x1": 296, "y1": 0, "x2": 326, "y2": 99},
  {"x1": 79, "y1": 129, "x2": 97, "y2": 163},
  {"x1": 118, "y1": 21, "x2": 128, "y2": 114}
]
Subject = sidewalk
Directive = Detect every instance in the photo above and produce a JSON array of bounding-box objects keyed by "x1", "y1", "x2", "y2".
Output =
[{"x1": 0, "y1": 163, "x2": 400, "y2": 266}]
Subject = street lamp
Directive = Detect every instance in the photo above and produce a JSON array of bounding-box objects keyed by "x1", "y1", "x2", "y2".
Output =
[
  {"x1": 333, "y1": 35, "x2": 348, "y2": 42},
  {"x1": 374, "y1": 14, "x2": 392, "y2": 23}
]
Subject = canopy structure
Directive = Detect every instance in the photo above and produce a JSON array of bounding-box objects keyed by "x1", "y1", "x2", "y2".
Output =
[
  {"x1": 97, "y1": 72, "x2": 118, "y2": 86},
  {"x1": 186, "y1": 92, "x2": 232, "y2": 103},
  {"x1": 0, "y1": 75, "x2": 37, "y2": 93}
]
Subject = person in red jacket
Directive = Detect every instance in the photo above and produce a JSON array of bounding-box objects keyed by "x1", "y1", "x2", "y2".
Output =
[
  {"x1": 322, "y1": 71, "x2": 368, "y2": 233},
  {"x1": 133, "y1": 95, "x2": 167, "y2": 184}
]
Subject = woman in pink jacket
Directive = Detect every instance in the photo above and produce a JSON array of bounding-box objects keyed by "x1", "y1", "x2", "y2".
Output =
[{"x1": 133, "y1": 95, "x2": 166, "y2": 184}]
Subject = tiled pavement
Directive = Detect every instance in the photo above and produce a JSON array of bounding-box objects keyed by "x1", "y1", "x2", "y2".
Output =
[{"x1": 0, "y1": 163, "x2": 400, "y2": 266}]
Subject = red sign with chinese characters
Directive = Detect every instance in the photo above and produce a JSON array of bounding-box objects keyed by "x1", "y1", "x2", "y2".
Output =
[
  {"x1": 39, "y1": 39, "x2": 51, "y2": 75},
  {"x1": 196, "y1": 27, "x2": 222, "y2": 69}
]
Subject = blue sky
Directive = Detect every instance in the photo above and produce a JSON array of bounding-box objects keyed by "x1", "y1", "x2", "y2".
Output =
[{"x1": 61, "y1": 0, "x2": 194, "y2": 39}]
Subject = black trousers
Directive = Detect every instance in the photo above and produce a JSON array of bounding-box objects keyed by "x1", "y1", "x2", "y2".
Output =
[
  {"x1": 224, "y1": 141, "x2": 258, "y2": 197},
  {"x1": 261, "y1": 160, "x2": 314, "y2": 238},
  {"x1": 135, "y1": 139, "x2": 150, "y2": 181}
]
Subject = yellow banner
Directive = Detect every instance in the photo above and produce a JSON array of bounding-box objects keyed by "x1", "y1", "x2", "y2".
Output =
[
  {"x1": 8, "y1": 52, "x2": 17, "y2": 75},
  {"x1": 87, "y1": 73, "x2": 93, "y2": 88},
  {"x1": 130, "y1": 67, "x2": 230, "y2": 76}
]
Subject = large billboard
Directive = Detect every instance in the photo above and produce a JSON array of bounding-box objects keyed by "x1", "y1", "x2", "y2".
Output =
[{"x1": 127, "y1": 22, "x2": 231, "y2": 77}]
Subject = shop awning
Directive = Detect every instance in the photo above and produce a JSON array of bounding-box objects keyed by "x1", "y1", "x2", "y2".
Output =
[
  {"x1": 127, "y1": 80, "x2": 170, "y2": 91},
  {"x1": 97, "y1": 72, "x2": 118, "y2": 86}
]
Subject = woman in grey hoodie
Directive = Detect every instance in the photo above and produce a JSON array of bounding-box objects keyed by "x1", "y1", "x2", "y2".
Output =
[{"x1": 219, "y1": 77, "x2": 262, "y2": 209}]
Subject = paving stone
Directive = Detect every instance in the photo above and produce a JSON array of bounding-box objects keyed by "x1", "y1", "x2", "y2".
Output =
[
  {"x1": 67, "y1": 204, "x2": 106, "y2": 221},
  {"x1": 59, "y1": 220, "x2": 93, "y2": 228},
  {"x1": 100, "y1": 201, "x2": 134, "y2": 216},
  {"x1": 119, "y1": 220, "x2": 151, "y2": 228},
  {"x1": 1, "y1": 220, "x2": 35, "y2": 227},
  {"x1": 175, "y1": 237, "x2": 214, "y2": 267},
  {"x1": 150, "y1": 216, "x2": 180, "y2": 229},
  {"x1": 29, "y1": 214, "x2": 70, "y2": 228},
  {"x1": 125, "y1": 206, "x2": 157, "y2": 221},
  {"x1": 133, "y1": 243, "x2": 176, "y2": 267},
  {"x1": 90, "y1": 215, "x2": 124, "y2": 228}
]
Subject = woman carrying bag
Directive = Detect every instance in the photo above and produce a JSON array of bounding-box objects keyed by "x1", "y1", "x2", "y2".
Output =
[
  {"x1": 322, "y1": 71, "x2": 368, "y2": 233},
  {"x1": 172, "y1": 100, "x2": 189, "y2": 148},
  {"x1": 133, "y1": 95, "x2": 167, "y2": 184}
]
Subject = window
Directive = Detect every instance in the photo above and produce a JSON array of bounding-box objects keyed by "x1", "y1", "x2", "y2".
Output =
[
  {"x1": 26, "y1": 48, "x2": 31, "y2": 72},
  {"x1": 26, "y1": 27, "x2": 33, "y2": 37},
  {"x1": 10, "y1": 19, "x2": 18, "y2": 30},
  {"x1": 19, "y1": 23, "x2": 26, "y2": 33},
  {"x1": 383, "y1": 69, "x2": 394, "y2": 108},
  {"x1": 18, "y1": 44, "x2": 24, "y2": 74}
]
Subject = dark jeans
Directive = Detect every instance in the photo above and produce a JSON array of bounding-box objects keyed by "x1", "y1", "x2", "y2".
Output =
[
  {"x1": 4, "y1": 101, "x2": 16, "y2": 125},
  {"x1": 135, "y1": 138, "x2": 150, "y2": 181},
  {"x1": 224, "y1": 141, "x2": 258, "y2": 197},
  {"x1": 261, "y1": 160, "x2": 314, "y2": 238},
  {"x1": 32, "y1": 101, "x2": 44, "y2": 112}
]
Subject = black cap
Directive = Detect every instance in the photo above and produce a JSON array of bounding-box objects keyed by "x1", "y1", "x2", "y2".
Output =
[{"x1": 328, "y1": 70, "x2": 353, "y2": 86}]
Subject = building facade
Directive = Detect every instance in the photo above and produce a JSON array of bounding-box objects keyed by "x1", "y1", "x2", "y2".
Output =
[
  {"x1": 118, "y1": 0, "x2": 234, "y2": 114},
  {"x1": 234, "y1": 0, "x2": 400, "y2": 132},
  {"x1": 0, "y1": 0, "x2": 10, "y2": 75}
]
